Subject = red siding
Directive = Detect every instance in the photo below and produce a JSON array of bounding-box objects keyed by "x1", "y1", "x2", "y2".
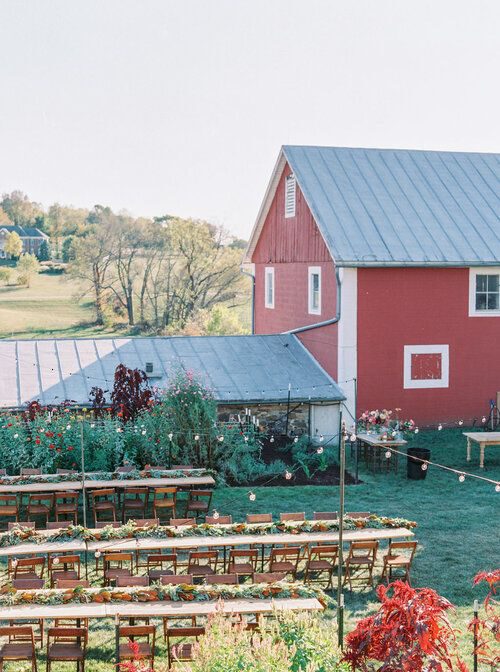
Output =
[
  {"x1": 252, "y1": 163, "x2": 338, "y2": 379},
  {"x1": 357, "y1": 268, "x2": 500, "y2": 425}
]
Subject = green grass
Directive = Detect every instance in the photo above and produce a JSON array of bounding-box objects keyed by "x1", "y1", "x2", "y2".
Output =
[{"x1": 0, "y1": 429, "x2": 498, "y2": 669}]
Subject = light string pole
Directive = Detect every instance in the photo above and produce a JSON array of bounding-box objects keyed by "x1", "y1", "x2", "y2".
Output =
[
  {"x1": 473, "y1": 598, "x2": 479, "y2": 672},
  {"x1": 337, "y1": 414, "x2": 346, "y2": 649},
  {"x1": 79, "y1": 418, "x2": 89, "y2": 580}
]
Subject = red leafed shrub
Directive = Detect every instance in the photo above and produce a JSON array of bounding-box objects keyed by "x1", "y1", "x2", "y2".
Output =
[
  {"x1": 89, "y1": 385, "x2": 107, "y2": 418},
  {"x1": 110, "y1": 364, "x2": 153, "y2": 422},
  {"x1": 118, "y1": 639, "x2": 153, "y2": 671},
  {"x1": 343, "y1": 581, "x2": 468, "y2": 672},
  {"x1": 470, "y1": 569, "x2": 500, "y2": 669}
]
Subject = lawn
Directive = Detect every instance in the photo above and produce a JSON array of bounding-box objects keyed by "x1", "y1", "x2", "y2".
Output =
[{"x1": 0, "y1": 428, "x2": 498, "y2": 669}]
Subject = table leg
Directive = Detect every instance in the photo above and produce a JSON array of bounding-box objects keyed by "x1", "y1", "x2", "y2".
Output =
[
  {"x1": 480, "y1": 444, "x2": 485, "y2": 469},
  {"x1": 466, "y1": 438, "x2": 471, "y2": 462}
]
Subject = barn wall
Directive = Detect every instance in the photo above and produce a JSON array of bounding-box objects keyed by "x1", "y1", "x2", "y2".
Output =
[
  {"x1": 357, "y1": 267, "x2": 500, "y2": 425},
  {"x1": 252, "y1": 162, "x2": 339, "y2": 379}
]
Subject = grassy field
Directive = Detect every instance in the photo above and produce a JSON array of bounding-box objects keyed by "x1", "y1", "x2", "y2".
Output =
[{"x1": 0, "y1": 428, "x2": 497, "y2": 669}]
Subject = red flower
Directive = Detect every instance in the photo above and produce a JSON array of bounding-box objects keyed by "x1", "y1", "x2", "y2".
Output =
[
  {"x1": 49, "y1": 443, "x2": 55, "y2": 449},
  {"x1": 7, "y1": 423, "x2": 12, "y2": 427},
  {"x1": 57, "y1": 433, "x2": 62, "y2": 438},
  {"x1": 45, "y1": 431, "x2": 54, "y2": 438},
  {"x1": 67, "y1": 445, "x2": 74, "y2": 451},
  {"x1": 56, "y1": 448, "x2": 62, "y2": 453},
  {"x1": 35, "y1": 438, "x2": 41, "y2": 445}
]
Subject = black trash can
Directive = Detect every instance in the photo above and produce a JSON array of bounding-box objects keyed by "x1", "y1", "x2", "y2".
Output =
[{"x1": 407, "y1": 447, "x2": 431, "y2": 480}]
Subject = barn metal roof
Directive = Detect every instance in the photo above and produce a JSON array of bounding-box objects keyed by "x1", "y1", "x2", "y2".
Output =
[
  {"x1": 0, "y1": 335, "x2": 344, "y2": 408},
  {"x1": 246, "y1": 146, "x2": 500, "y2": 266}
]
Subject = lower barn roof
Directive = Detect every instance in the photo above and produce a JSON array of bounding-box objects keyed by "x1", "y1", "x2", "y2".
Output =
[{"x1": 0, "y1": 335, "x2": 344, "y2": 409}]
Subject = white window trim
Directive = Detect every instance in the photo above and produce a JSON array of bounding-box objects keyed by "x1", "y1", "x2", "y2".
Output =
[
  {"x1": 284, "y1": 174, "x2": 296, "y2": 218},
  {"x1": 404, "y1": 344, "x2": 449, "y2": 389},
  {"x1": 308, "y1": 266, "x2": 322, "y2": 315},
  {"x1": 468, "y1": 267, "x2": 500, "y2": 317},
  {"x1": 264, "y1": 267, "x2": 275, "y2": 309}
]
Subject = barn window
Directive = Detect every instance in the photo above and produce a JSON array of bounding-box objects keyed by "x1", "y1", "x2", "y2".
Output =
[
  {"x1": 264, "y1": 267, "x2": 275, "y2": 309},
  {"x1": 284, "y1": 174, "x2": 296, "y2": 218},
  {"x1": 403, "y1": 345, "x2": 449, "y2": 389},
  {"x1": 308, "y1": 267, "x2": 321, "y2": 315},
  {"x1": 469, "y1": 268, "x2": 500, "y2": 316}
]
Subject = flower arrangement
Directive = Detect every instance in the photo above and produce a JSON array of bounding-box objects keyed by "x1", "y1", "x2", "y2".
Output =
[
  {"x1": 0, "y1": 468, "x2": 215, "y2": 487},
  {"x1": 358, "y1": 408, "x2": 416, "y2": 439},
  {"x1": 0, "y1": 516, "x2": 417, "y2": 548},
  {"x1": 0, "y1": 580, "x2": 330, "y2": 608}
]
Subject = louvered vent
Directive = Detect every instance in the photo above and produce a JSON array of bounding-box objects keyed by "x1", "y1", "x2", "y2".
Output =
[{"x1": 285, "y1": 174, "x2": 296, "y2": 218}]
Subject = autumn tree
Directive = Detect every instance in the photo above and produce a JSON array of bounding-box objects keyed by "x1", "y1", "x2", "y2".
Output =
[
  {"x1": 16, "y1": 253, "x2": 40, "y2": 287},
  {"x1": 4, "y1": 231, "x2": 23, "y2": 258},
  {"x1": 1, "y1": 191, "x2": 42, "y2": 227}
]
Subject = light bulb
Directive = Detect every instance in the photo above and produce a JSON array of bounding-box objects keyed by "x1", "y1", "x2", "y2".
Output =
[
  {"x1": 421, "y1": 463, "x2": 428, "y2": 471},
  {"x1": 90, "y1": 423, "x2": 95, "y2": 428},
  {"x1": 293, "y1": 437, "x2": 298, "y2": 443},
  {"x1": 495, "y1": 484, "x2": 500, "y2": 493},
  {"x1": 212, "y1": 510, "x2": 220, "y2": 520},
  {"x1": 116, "y1": 427, "x2": 122, "y2": 433},
  {"x1": 52, "y1": 557, "x2": 60, "y2": 566},
  {"x1": 285, "y1": 470, "x2": 292, "y2": 480},
  {"x1": 141, "y1": 430, "x2": 146, "y2": 436},
  {"x1": 168, "y1": 433, "x2": 173, "y2": 440},
  {"x1": 481, "y1": 417, "x2": 487, "y2": 424},
  {"x1": 319, "y1": 434, "x2": 324, "y2": 443},
  {"x1": 13, "y1": 433, "x2": 18, "y2": 439},
  {"x1": 249, "y1": 492, "x2": 256, "y2": 501},
  {"x1": 244, "y1": 436, "x2": 248, "y2": 442},
  {"x1": 94, "y1": 551, "x2": 101, "y2": 558},
  {"x1": 458, "y1": 474, "x2": 465, "y2": 483},
  {"x1": 316, "y1": 446, "x2": 323, "y2": 455},
  {"x1": 414, "y1": 428, "x2": 419, "y2": 434},
  {"x1": 66, "y1": 424, "x2": 71, "y2": 430},
  {"x1": 385, "y1": 450, "x2": 391, "y2": 459},
  {"x1": 218, "y1": 435, "x2": 224, "y2": 442},
  {"x1": 270, "y1": 436, "x2": 275, "y2": 443},
  {"x1": 194, "y1": 435, "x2": 199, "y2": 441},
  {"x1": 350, "y1": 433, "x2": 356, "y2": 442},
  {"x1": 438, "y1": 424, "x2": 443, "y2": 431},
  {"x1": 458, "y1": 420, "x2": 463, "y2": 426}
]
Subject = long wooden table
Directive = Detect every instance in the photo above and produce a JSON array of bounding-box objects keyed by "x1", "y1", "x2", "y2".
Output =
[
  {"x1": 464, "y1": 431, "x2": 500, "y2": 469},
  {"x1": 0, "y1": 597, "x2": 324, "y2": 621},
  {"x1": 0, "y1": 475, "x2": 215, "y2": 494},
  {"x1": 0, "y1": 526, "x2": 414, "y2": 558}
]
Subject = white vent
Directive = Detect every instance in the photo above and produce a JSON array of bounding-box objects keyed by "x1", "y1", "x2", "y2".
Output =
[{"x1": 285, "y1": 174, "x2": 296, "y2": 218}]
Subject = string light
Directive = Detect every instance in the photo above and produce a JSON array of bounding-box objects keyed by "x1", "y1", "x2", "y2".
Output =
[
  {"x1": 438, "y1": 424, "x2": 443, "y2": 431},
  {"x1": 481, "y1": 417, "x2": 487, "y2": 423},
  {"x1": 218, "y1": 435, "x2": 224, "y2": 442},
  {"x1": 168, "y1": 433, "x2": 173, "y2": 440},
  {"x1": 458, "y1": 420, "x2": 463, "y2": 426},
  {"x1": 244, "y1": 436, "x2": 248, "y2": 442},
  {"x1": 285, "y1": 470, "x2": 292, "y2": 480},
  {"x1": 194, "y1": 435, "x2": 199, "y2": 441},
  {"x1": 212, "y1": 510, "x2": 220, "y2": 520},
  {"x1": 270, "y1": 436, "x2": 275, "y2": 443},
  {"x1": 458, "y1": 473, "x2": 465, "y2": 483},
  {"x1": 319, "y1": 434, "x2": 324, "y2": 443},
  {"x1": 94, "y1": 551, "x2": 101, "y2": 558},
  {"x1": 414, "y1": 428, "x2": 419, "y2": 434},
  {"x1": 248, "y1": 491, "x2": 256, "y2": 501},
  {"x1": 52, "y1": 557, "x2": 60, "y2": 565},
  {"x1": 385, "y1": 450, "x2": 392, "y2": 459},
  {"x1": 316, "y1": 446, "x2": 323, "y2": 455},
  {"x1": 350, "y1": 433, "x2": 356, "y2": 442},
  {"x1": 293, "y1": 437, "x2": 298, "y2": 443},
  {"x1": 495, "y1": 484, "x2": 500, "y2": 493},
  {"x1": 421, "y1": 462, "x2": 428, "y2": 471}
]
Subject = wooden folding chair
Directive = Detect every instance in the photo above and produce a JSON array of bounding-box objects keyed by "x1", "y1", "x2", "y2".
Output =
[
  {"x1": 0, "y1": 626, "x2": 38, "y2": 671},
  {"x1": 115, "y1": 575, "x2": 150, "y2": 587},
  {"x1": 246, "y1": 513, "x2": 272, "y2": 523},
  {"x1": 344, "y1": 540, "x2": 378, "y2": 589},
  {"x1": 49, "y1": 554, "x2": 80, "y2": 587},
  {"x1": 0, "y1": 494, "x2": 19, "y2": 527},
  {"x1": 54, "y1": 492, "x2": 79, "y2": 526},
  {"x1": 204, "y1": 573, "x2": 238, "y2": 585},
  {"x1": 46, "y1": 521, "x2": 72, "y2": 530},
  {"x1": 381, "y1": 541, "x2": 417, "y2": 584},
  {"x1": 166, "y1": 626, "x2": 204, "y2": 668},
  {"x1": 206, "y1": 514, "x2": 232, "y2": 524},
  {"x1": 313, "y1": 511, "x2": 338, "y2": 520},
  {"x1": 304, "y1": 545, "x2": 338, "y2": 590},
  {"x1": 161, "y1": 575, "x2": 194, "y2": 585},
  {"x1": 21, "y1": 468, "x2": 41, "y2": 476},
  {"x1": 269, "y1": 547, "x2": 302, "y2": 579},
  {"x1": 13, "y1": 556, "x2": 45, "y2": 580},
  {"x1": 103, "y1": 552, "x2": 134, "y2": 586},
  {"x1": 27, "y1": 494, "x2": 54, "y2": 526},
  {"x1": 122, "y1": 487, "x2": 149, "y2": 523},
  {"x1": 279, "y1": 512, "x2": 305, "y2": 522},
  {"x1": 147, "y1": 553, "x2": 177, "y2": 581},
  {"x1": 90, "y1": 489, "x2": 117, "y2": 525},
  {"x1": 152, "y1": 487, "x2": 177, "y2": 523},
  {"x1": 185, "y1": 490, "x2": 213, "y2": 521},
  {"x1": 346, "y1": 512, "x2": 371, "y2": 519},
  {"x1": 227, "y1": 549, "x2": 258, "y2": 579},
  {"x1": 187, "y1": 550, "x2": 218, "y2": 580},
  {"x1": 252, "y1": 572, "x2": 287, "y2": 583},
  {"x1": 119, "y1": 625, "x2": 156, "y2": 669},
  {"x1": 46, "y1": 626, "x2": 87, "y2": 672}
]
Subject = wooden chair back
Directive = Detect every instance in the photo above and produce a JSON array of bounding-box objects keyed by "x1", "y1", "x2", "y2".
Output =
[
  {"x1": 55, "y1": 579, "x2": 90, "y2": 588},
  {"x1": 169, "y1": 517, "x2": 195, "y2": 526},
  {"x1": 46, "y1": 521, "x2": 72, "y2": 529},
  {"x1": 0, "y1": 495, "x2": 18, "y2": 506},
  {"x1": 8, "y1": 520, "x2": 35, "y2": 530},
  {"x1": 170, "y1": 465, "x2": 194, "y2": 470},
  {"x1": 47, "y1": 626, "x2": 88, "y2": 645},
  {"x1": 313, "y1": 511, "x2": 338, "y2": 520},
  {"x1": 166, "y1": 626, "x2": 204, "y2": 665},
  {"x1": 28, "y1": 493, "x2": 54, "y2": 506},
  {"x1": 348, "y1": 540, "x2": 378, "y2": 562},
  {"x1": 21, "y1": 468, "x2": 41, "y2": 476},
  {"x1": 49, "y1": 554, "x2": 80, "y2": 575},
  {"x1": 116, "y1": 465, "x2": 135, "y2": 473},
  {"x1": 154, "y1": 487, "x2": 177, "y2": 498},
  {"x1": 346, "y1": 512, "x2": 371, "y2": 519},
  {"x1": 104, "y1": 552, "x2": 134, "y2": 570},
  {"x1": 188, "y1": 550, "x2": 218, "y2": 573},
  {"x1": 161, "y1": 575, "x2": 194, "y2": 585},
  {"x1": 95, "y1": 521, "x2": 121, "y2": 528},
  {"x1": 280, "y1": 512, "x2": 305, "y2": 522},
  {"x1": 0, "y1": 625, "x2": 35, "y2": 645},
  {"x1": 56, "y1": 469, "x2": 78, "y2": 475},
  {"x1": 55, "y1": 491, "x2": 79, "y2": 504},
  {"x1": 204, "y1": 574, "x2": 238, "y2": 585},
  {"x1": 246, "y1": 513, "x2": 272, "y2": 523},
  {"x1": 12, "y1": 578, "x2": 45, "y2": 589},
  {"x1": 252, "y1": 572, "x2": 287, "y2": 583},
  {"x1": 387, "y1": 540, "x2": 417, "y2": 560},
  {"x1": 116, "y1": 575, "x2": 150, "y2": 587},
  {"x1": 270, "y1": 547, "x2": 301, "y2": 563},
  {"x1": 147, "y1": 553, "x2": 177, "y2": 574},
  {"x1": 309, "y1": 545, "x2": 339, "y2": 563},
  {"x1": 0, "y1": 469, "x2": 6, "y2": 476},
  {"x1": 131, "y1": 518, "x2": 160, "y2": 527},
  {"x1": 206, "y1": 514, "x2": 232, "y2": 524},
  {"x1": 13, "y1": 556, "x2": 45, "y2": 578},
  {"x1": 91, "y1": 488, "x2": 116, "y2": 502}
]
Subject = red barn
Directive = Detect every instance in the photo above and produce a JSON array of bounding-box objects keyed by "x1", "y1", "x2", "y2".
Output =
[{"x1": 244, "y1": 146, "x2": 500, "y2": 425}]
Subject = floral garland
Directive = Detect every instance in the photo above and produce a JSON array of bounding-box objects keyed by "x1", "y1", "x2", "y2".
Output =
[
  {"x1": 0, "y1": 516, "x2": 417, "y2": 548},
  {"x1": 0, "y1": 581, "x2": 330, "y2": 608},
  {"x1": 0, "y1": 468, "x2": 216, "y2": 486}
]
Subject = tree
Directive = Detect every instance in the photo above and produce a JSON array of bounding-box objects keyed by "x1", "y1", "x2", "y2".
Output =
[
  {"x1": 1, "y1": 191, "x2": 42, "y2": 227},
  {"x1": 62, "y1": 236, "x2": 75, "y2": 263},
  {"x1": 16, "y1": 253, "x2": 40, "y2": 288},
  {"x1": 37, "y1": 240, "x2": 51, "y2": 261},
  {"x1": 4, "y1": 231, "x2": 23, "y2": 258}
]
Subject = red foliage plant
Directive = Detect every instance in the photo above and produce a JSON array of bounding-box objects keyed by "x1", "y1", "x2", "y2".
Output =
[
  {"x1": 110, "y1": 364, "x2": 153, "y2": 422},
  {"x1": 470, "y1": 569, "x2": 500, "y2": 669},
  {"x1": 343, "y1": 581, "x2": 468, "y2": 672},
  {"x1": 117, "y1": 639, "x2": 153, "y2": 671}
]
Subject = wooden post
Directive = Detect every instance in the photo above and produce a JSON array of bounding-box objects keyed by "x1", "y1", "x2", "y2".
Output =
[
  {"x1": 285, "y1": 383, "x2": 291, "y2": 436},
  {"x1": 473, "y1": 599, "x2": 478, "y2": 672},
  {"x1": 337, "y1": 415, "x2": 346, "y2": 649},
  {"x1": 115, "y1": 613, "x2": 120, "y2": 668}
]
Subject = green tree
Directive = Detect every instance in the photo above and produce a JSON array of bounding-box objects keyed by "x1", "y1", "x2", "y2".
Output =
[
  {"x1": 1, "y1": 191, "x2": 42, "y2": 227},
  {"x1": 4, "y1": 231, "x2": 23, "y2": 258},
  {"x1": 16, "y1": 253, "x2": 40, "y2": 287},
  {"x1": 62, "y1": 236, "x2": 75, "y2": 263},
  {"x1": 37, "y1": 240, "x2": 51, "y2": 261}
]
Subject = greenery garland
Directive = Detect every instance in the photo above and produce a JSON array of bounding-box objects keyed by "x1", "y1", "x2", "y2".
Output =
[
  {"x1": 0, "y1": 468, "x2": 216, "y2": 486},
  {"x1": 0, "y1": 581, "x2": 330, "y2": 608},
  {"x1": 0, "y1": 516, "x2": 416, "y2": 548}
]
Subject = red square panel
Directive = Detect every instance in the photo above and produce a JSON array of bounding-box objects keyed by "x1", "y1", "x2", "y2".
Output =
[{"x1": 411, "y1": 353, "x2": 442, "y2": 381}]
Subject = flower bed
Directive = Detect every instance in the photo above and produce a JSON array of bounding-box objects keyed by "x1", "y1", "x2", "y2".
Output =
[
  {"x1": 0, "y1": 516, "x2": 417, "y2": 548},
  {"x1": 0, "y1": 581, "x2": 330, "y2": 608},
  {"x1": 0, "y1": 468, "x2": 215, "y2": 486}
]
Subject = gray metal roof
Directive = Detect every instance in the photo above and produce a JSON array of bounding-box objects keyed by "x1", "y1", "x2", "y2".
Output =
[
  {"x1": 0, "y1": 335, "x2": 344, "y2": 408},
  {"x1": 283, "y1": 146, "x2": 500, "y2": 266}
]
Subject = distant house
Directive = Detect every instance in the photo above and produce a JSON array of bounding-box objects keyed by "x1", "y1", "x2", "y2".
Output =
[
  {"x1": 244, "y1": 146, "x2": 500, "y2": 424},
  {"x1": 0, "y1": 225, "x2": 49, "y2": 258}
]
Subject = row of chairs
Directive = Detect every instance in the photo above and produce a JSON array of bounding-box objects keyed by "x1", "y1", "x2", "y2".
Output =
[{"x1": 0, "y1": 488, "x2": 213, "y2": 528}]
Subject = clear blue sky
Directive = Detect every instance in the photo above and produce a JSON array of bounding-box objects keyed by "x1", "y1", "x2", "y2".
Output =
[{"x1": 0, "y1": 0, "x2": 498, "y2": 238}]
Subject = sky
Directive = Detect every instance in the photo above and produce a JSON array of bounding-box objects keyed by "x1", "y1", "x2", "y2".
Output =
[{"x1": 0, "y1": 0, "x2": 498, "y2": 239}]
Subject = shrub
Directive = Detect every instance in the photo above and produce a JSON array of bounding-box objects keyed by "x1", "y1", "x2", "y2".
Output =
[{"x1": 0, "y1": 268, "x2": 10, "y2": 284}]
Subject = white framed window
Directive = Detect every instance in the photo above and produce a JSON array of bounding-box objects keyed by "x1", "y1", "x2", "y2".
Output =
[
  {"x1": 308, "y1": 266, "x2": 321, "y2": 315},
  {"x1": 404, "y1": 345, "x2": 449, "y2": 389},
  {"x1": 264, "y1": 267, "x2": 275, "y2": 309},
  {"x1": 284, "y1": 174, "x2": 296, "y2": 218},
  {"x1": 469, "y1": 268, "x2": 500, "y2": 316}
]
